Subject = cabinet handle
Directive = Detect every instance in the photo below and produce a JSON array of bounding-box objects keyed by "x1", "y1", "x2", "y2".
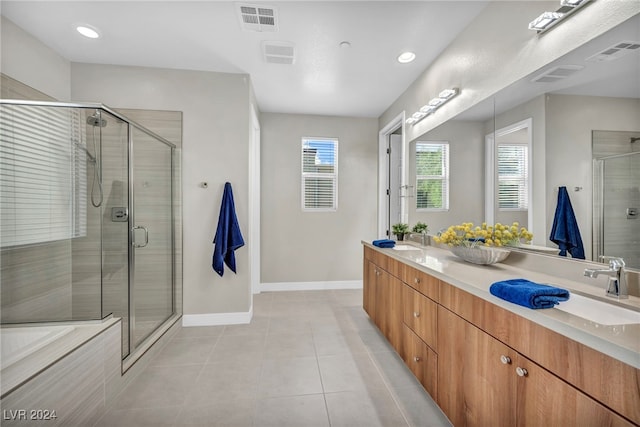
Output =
[
  {"x1": 500, "y1": 355, "x2": 511, "y2": 365},
  {"x1": 413, "y1": 311, "x2": 420, "y2": 318},
  {"x1": 413, "y1": 356, "x2": 421, "y2": 362},
  {"x1": 515, "y1": 367, "x2": 528, "y2": 377},
  {"x1": 414, "y1": 277, "x2": 421, "y2": 284}
]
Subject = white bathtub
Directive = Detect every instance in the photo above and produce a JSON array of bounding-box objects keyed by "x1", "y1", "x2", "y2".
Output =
[{"x1": 0, "y1": 325, "x2": 75, "y2": 370}]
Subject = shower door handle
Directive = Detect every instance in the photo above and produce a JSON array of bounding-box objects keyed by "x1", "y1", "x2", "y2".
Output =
[{"x1": 132, "y1": 226, "x2": 149, "y2": 248}]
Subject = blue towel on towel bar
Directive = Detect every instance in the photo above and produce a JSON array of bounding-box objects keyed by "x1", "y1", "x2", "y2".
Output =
[
  {"x1": 489, "y1": 279, "x2": 570, "y2": 309},
  {"x1": 549, "y1": 186, "x2": 585, "y2": 259},
  {"x1": 212, "y1": 182, "x2": 245, "y2": 277},
  {"x1": 373, "y1": 239, "x2": 396, "y2": 248}
]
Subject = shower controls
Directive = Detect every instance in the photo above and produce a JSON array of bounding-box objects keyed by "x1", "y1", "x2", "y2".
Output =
[
  {"x1": 111, "y1": 207, "x2": 129, "y2": 222},
  {"x1": 627, "y1": 208, "x2": 637, "y2": 219}
]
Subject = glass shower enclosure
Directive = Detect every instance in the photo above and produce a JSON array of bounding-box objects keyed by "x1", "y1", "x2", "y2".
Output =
[
  {"x1": 593, "y1": 151, "x2": 640, "y2": 270},
  {"x1": 0, "y1": 100, "x2": 180, "y2": 361}
]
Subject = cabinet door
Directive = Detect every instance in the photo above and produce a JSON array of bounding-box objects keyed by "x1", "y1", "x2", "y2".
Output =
[
  {"x1": 515, "y1": 355, "x2": 635, "y2": 427},
  {"x1": 402, "y1": 325, "x2": 438, "y2": 399},
  {"x1": 363, "y1": 260, "x2": 377, "y2": 319},
  {"x1": 437, "y1": 306, "x2": 517, "y2": 427},
  {"x1": 403, "y1": 284, "x2": 438, "y2": 350},
  {"x1": 376, "y1": 272, "x2": 403, "y2": 352}
]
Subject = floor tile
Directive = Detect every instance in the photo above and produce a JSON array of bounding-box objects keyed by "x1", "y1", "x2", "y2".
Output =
[
  {"x1": 186, "y1": 361, "x2": 262, "y2": 404},
  {"x1": 312, "y1": 330, "x2": 369, "y2": 356},
  {"x1": 207, "y1": 334, "x2": 265, "y2": 365},
  {"x1": 318, "y1": 353, "x2": 386, "y2": 393},
  {"x1": 325, "y1": 389, "x2": 409, "y2": 427},
  {"x1": 258, "y1": 356, "x2": 323, "y2": 398},
  {"x1": 222, "y1": 316, "x2": 269, "y2": 336},
  {"x1": 254, "y1": 394, "x2": 329, "y2": 427},
  {"x1": 173, "y1": 325, "x2": 225, "y2": 339},
  {"x1": 150, "y1": 336, "x2": 218, "y2": 367},
  {"x1": 175, "y1": 398, "x2": 256, "y2": 427},
  {"x1": 100, "y1": 289, "x2": 446, "y2": 427},
  {"x1": 95, "y1": 406, "x2": 181, "y2": 427},
  {"x1": 264, "y1": 332, "x2": 316, "y2": 359},
  {"x1": 111, "y1": 365, "x2": 202, "y2": 410}
]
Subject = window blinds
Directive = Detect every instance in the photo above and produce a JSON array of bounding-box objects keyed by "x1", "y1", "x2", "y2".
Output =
[
  {"x1": 0, "y1": 104, "x2": 87, "y2": 247},
  {"x1": 416, "y1": 142, "x2": 449, "y2": 210},
  {"x1": 497, "y1": 144, "x2": 528, "y2": 210},
  {"x1": 301, "y1": 138, "x2": 338, "y2": 211}
]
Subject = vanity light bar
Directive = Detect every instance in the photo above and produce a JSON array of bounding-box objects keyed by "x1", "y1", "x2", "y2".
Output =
[
  {"x1": 528, "y1": 0, "x2": 591, "y2": 33},
  {"x1": 405, "y1": 88, "x2": 459, "y2": 126},
  {"x1": 528, "y1": 12, "x2": 563, "y2": 31}
]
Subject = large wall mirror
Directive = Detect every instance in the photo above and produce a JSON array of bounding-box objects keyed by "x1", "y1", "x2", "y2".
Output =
[{"x1": 409, "y1": 13, "x2": 639, "y2": 270}]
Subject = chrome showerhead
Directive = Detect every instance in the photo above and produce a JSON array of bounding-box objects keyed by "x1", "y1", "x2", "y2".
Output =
[
  {"x1": 631, "y1": 137, "x2": 640, "y2": 144},
  {"x1": 87, "y1": 114, "x2": 107, "y2": 128}
]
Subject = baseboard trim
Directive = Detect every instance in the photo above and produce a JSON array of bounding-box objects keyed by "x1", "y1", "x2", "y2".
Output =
[
  {"x1": 182, "y1": 305, "x2": 253, "y2": 327},
  {"x1": 260, "y1": 280, "x2": 362, "y2": 292}
]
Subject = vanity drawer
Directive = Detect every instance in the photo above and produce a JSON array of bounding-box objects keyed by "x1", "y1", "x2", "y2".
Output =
[
  {"x1": 403, "y1": 265, "x2": 439, "y2": 302},
  {"x1": 402, "y1": 324, "x2": 437, "y2": 399},
  {"x1": 403, "y1": 284, "x2": 438, "y2": 351}
]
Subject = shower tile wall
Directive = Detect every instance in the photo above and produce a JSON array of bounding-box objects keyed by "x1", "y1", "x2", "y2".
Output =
[{"x1": 592, "y1": 130, "x2": 640, "y2": 268}]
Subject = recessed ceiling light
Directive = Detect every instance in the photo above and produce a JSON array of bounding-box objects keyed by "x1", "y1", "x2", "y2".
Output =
[
  {"x1": 339, "y1": 41, "x2": 351, "y2": 49},
  {"x1": 397, "y1": 51, "x2": 416, "y2": 64},
  {"x1": 76, "y1": 25, "x2": 100, "y2": 39}
]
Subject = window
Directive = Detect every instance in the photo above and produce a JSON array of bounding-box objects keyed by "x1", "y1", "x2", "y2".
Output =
[
  {"x1": 416, "y1": 142, "x2": 449, "y2": 210},
  {"x1": 0, "y1": 104, "x2": 87, "y2": 247},
  {"x1": 497, "y1": 144, "x2": 528, "y2": 210},
  {"x1": 301, "y1": 137, "x2": 338, "y2": 211}
]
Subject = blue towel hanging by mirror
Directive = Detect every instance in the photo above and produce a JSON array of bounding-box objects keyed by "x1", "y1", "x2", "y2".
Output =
[
  {"x1": 212, "y1": 182, "x2": 245, "y2": 276},
  {"x1": 549, "y1": 186, "x2": 585, "y2": 259}
]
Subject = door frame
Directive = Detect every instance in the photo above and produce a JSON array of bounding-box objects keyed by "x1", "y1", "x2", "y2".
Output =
[{"x1": 378, "y1": 112, "x2": 407, "y2": 239}]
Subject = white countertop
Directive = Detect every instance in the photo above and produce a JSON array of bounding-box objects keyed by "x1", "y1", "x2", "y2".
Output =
[{"x1": 364, "y1": 241, "x2": 640, "y2": 369}]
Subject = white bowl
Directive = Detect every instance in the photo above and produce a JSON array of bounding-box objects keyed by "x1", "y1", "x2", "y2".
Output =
[{"x1": 450, "y1": 245, "x2": 511, "y2": 265}]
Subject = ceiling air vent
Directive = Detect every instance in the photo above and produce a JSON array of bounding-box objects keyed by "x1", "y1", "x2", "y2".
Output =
[
  {"x1": 262, "y1": 41, "x2": 295, "y2": 65},
  {"x1": 531, "y1": 65, "x2": 584, "y2": 83},
  {"x1": 585, "y1": 41, "x2": 640, "y2": 62},
  {"x1": 238, "y1": 4, "x2": 278, "y2": 32}
]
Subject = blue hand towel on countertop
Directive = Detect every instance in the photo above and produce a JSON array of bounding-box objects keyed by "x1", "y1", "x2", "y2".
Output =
[
  {"x1": 373, "y1": 239, "x2": 395, "y2": 248},
  {"x1": 549, "y1": 186, "x2": 585, "y2": 259},
  {"x1": 489, "y1": 278, "x2": 570, "y2": 309},
  {"x1": 212, "y1": 182, "x2": 245, "y2": 277}
]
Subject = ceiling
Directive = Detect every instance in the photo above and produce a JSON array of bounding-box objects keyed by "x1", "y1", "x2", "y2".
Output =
[{"x1": 0, "y1": 1, "x2": 488, "y2": 118}]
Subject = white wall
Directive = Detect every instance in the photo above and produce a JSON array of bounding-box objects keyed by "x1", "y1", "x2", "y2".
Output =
[
  {"x1": 0, "y1": 16, "x2": 71, "y2": 100},
  {"x1": 260, "y1": 113, "x2": 378, "y2": 284},
  {"x1": 71, "y1": 63, "x2": 253, "y2": 315},
  {"x1": 408, "y1": 120, "x2": 485, "y2": 234}
]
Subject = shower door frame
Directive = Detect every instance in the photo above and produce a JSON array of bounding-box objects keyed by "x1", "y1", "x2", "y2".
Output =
[{"x1": 126, "y1": 121, "x2": 176, "y2": 358}]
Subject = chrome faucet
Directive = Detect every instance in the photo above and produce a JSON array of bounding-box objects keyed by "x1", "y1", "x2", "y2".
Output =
[{"x1": 584, "y1": 256, "x2": 628, "y2": 299}]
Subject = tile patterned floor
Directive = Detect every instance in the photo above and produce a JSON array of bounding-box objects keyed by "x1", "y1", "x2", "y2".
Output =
[{"x1": 95, "y1": 289, "x2": 452, "y2": 427}]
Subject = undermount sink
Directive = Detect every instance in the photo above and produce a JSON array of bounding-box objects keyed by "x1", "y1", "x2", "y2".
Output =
[
  {"x1": 554, "y1": 293, "x2": 640, "y2": 325},
  {"x1": 392, "y1": 245, "x2": 421, "y2": 251}
]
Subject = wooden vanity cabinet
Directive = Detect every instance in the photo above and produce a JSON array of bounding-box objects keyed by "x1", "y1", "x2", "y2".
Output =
[
  {"x1": 363, "y1": 247, "x2": 403, "y2": 353},
  {"x1": 363, "y1": 244, "x2": 639, "y2": 426},
  {"x1": 437, "y1": 285, "x2": 637, "y2": 427}
]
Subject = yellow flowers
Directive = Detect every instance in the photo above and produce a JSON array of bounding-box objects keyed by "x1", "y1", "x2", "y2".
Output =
[{"x1": 433, "y1": 221, "x2": 533, "y2": 247}]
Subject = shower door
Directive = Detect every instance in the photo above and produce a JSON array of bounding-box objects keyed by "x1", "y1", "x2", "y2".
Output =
[{"x1": 130, "y1": 125, "x2": 174, "y2": 348}]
